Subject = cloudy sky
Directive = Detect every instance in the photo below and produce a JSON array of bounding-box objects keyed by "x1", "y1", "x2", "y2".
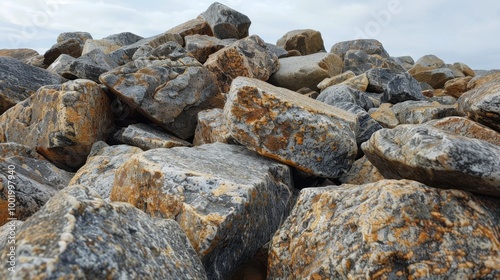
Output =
[{"x1": 1, "y1": 0, "x2": 499, "y2": 70}]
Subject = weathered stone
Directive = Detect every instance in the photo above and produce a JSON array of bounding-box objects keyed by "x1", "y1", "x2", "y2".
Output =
[
  {"x1": 110, "y1": 143, "x2": 295, "y2": 279},
  {"x1": 452, "y1": 62, "x2": 475, "y2": 77},
  {"x1": 43, "y1": 38, "x2": 83, "y2": 66},
  {"x1": 368, "y1": 103, "x2": 399, "y2": 128},
  {"x1": 100, "y1": 48, "x2": 221, "y2": 139},
  {"x1": 46, "y1": 54, "x2": 77, "y2": 79},
  {"x1": 276, "y1": 29, "x2": 325, "y2": 55},
  {"x1": 0, "y1": 220, "x2": 23, "y2": 246},
  {"x1": 340, "y1": 72, "x2": 369, "y2": 91},
  {"x1": 200, "y1": 2, "x2": 251, "y2": 39},
  {"x1": 0, "y1": 143, "x2": 73, "y2": 226},
  {"x1": 193, "y1": 108, "x2": 233, "y2": 146},
  {"x1": 0, "y1": 184, "x2": 207, "y2": 279},
  {"x1": 0, "y1": 48, "x2": 39, "y2": 63},
  {"x1": 0, "y1": 79, "x2": 113, "y2": 170},
  {"x1": 265, "y1": 43, "x2": 289, "y2": 59},
  {"x1": 381, "y1": 71, "x2": 425, "y2": 103},
  {"x1": 316, "y1": 84, "x2": 375, "y2": 111},
  {"x1": 57, "y1": 31, "x2": 93, "y2": 45},
  {"x1": 185, "y1": 34, "x2": 234, "y2": 63},
  {"x1": 114, "y1": 123, "x2": 191, "y2": 150},
  {"x1": 25, "y1": 54, "x2": 46, "y2": 68},
  {"x1": 330, "y1": 39, "x2": 390, "y2": 60},
  {"x1": 467, "y1": 71, "x2": 500, "y2": 90},
  {"x1": 391, "y1": 100, "x2": 459, "y2": 124},
  {"x1": 409, "y1": 54, "x2": 446, "y2": 72},
  {"x1": 165, "y1": 16, "x2": 214, "y2": 38},
  {"x1": 362, "y1": 124, "x2": 500, "y2": 196},
  {"x1": 366, "y1": 67, "x2": 399, "y2": 93},
  {"x1": 342, "y1": 50, "x2": 385, "y2": 75},
  {"x1": 333, "y1": 102, "x2": 383, "y2": 147},
  {"x1": 446, "y1": 63, "x2": 466, "y2": 78},
  {"x1": 412, "y1": 68, "x2": 456, "y2": 89},
  {"x1": 0, "y1": 56, "x2": 66, "y2": 113},
  {"x1": 69, "y1": 49, "x2": 119, "y2": 82},
  {"x1": 426, "y1": 116, "x2": 500, "y2": 146},
  {"x1": 82, "y1": 39, "x2": 123, "y2": 55},
  {"x1": 338, "y1": 155, "x2": 384, "y2": 185},
  {"x1": 204, "y1": 35, "x2": 279, "y2": 93},
  {"x1": 224, "y1": 77, "x2": 358, "y2": 178},
  {"x1": 68, "y1": 142, "x2": 142, "y2": 201},
  {"x1": 317, "y1": 71, "x2": 356, "y2": 91},
  {"x1": 427, "y1": 95, "x2": 457, "y2": 105},
  {"x1": 444, "y1": 76, "x2": 473, "y2": 98},
  {"x1": 391, "y1": 55, "x2": 414, "y2": 70},
  {"x1": 268, "y1": 179, "x2": 500, "y2": 279},
  {"x1": 268, "y1": 52, "x2": 341, "y2": 92},
  {"x1": 131, "y1": 33, "x2": 184, "y2": 60},
  {"x1": 104, "y1": 32, "x2": 143, "y2": 46}
]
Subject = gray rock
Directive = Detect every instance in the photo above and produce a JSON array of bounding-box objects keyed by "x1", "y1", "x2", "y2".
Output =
[
  {"x1": 0, "y1": 184, "x2": 207, "y2": 279},
  {"x1": 0, "y1": 220, "x2": 23, "y2": 246},
  {"x1": 316, "y1": 84, "x2": 375, "y2": 111},
  {"x1": 43, "y1": 38, "x2": 83, "y2": 66},
  {"x1": 268, "y1": 52, "x2": 342, "y2": 92},
  {"x1": 333, "y1": 102, "x2": 383, "y2": 146},
  {"x1": 165, "y1": 17, "x2": 214, "y2": 38},
  {"x1": 193, "y1": 108, "x2": 233, "y2": 146},
  {"x1": 69, "y1": 49, "x2": 119, "y2": 82},
  {"x1": 426, "y1": 116, "x2": 500, "y2": 146},
  {"x1": 382, "y1": 72, "x2": 425, "y2": 103},
  {"x1": 131, "y1": 34, "x2": 184, "y2": 60},
  {"x1": 276, "y1": 29, "x2": 325, "y2": 55},
  {"x1": 368, "y1": 103, "x2": 400, "y2": 128},
  {"x1": 0, "y1": 56, "x2": 66, "y2": 113},
  {"x1": 0, "y1": 48, "x2": 39, "y2": 63},
  {"x1": 185, "y1": 34, "x2": 234, "y2": 63},
  {"x1": 113, "y1": 123, "x2": 192, "y2": 150},
  {"x1": 110, "y1": 143, "x2": 295, "y2": 279},
  {"x1": 104, "y1": 32, "x2": 143, "y2": 46},
  {"x1": 362, "y1": 124, "x2": 500, "y2": 197},
  {"x1": 265, "y1": 43, "x2": 289, "y2": 59},
  {"x1": 366, "y1": 67, "x2": 399, "y2": 93},
  {"x1": 391, "y1": 55, "x2": 414, "y2": 70},
  {"x1": 0, "y1": 143, "x2": 73, "y2": 225},
  {"x1": 269, "y1": 179, "x2": 500, "y2": 279},
  {"x1": 57, "y1": 31, "x2": 93, "y2": 45},
  {"x1": 224, "y1": 77, "x2": 359, "y2": 178},
  {"x1": 342, "y1": 50, "x2": 385, "y2": 75},
  {"x1": 200, "y1": 2, "x2": 251, "y2": 39},
  {"x1": 391, "y1": 100, "x2": 459, "y2": 124},
  {"x1": 46, "y1": 54, "x2": 77, "y2": 79},
  {"x1": 330, "y1": 39, "x2": 390, "y2": 60},
  {"x1": 413, "y1": 54, "x2": 446, "y2": 69}
]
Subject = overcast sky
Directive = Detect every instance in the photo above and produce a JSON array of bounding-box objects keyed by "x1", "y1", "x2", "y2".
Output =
[{"x1": 1, "y1": 0, "x2": 499, "y2": 70}]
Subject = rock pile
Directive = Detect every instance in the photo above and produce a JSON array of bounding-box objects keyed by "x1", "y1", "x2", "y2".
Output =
[{"x1": 0, "y1": 2, "x2": 499, "y2": 279}]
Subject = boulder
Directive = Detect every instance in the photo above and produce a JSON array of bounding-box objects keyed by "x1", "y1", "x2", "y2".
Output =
[
  {"x1": 0, "y1": 56, "x2": 66, "y2": 113},
  {"x1": 199, "y1": 2, "x2": 251, "y2": 39},
  {"x1": 452, "y1": 62, "x2": 475, "y2": 77},
  {"x1": 411, "y1": 54, "x2": 446, "y2": 70},
  {"x1": 265, "y1": 43, "x2": 289, "y2": 59},
  {"x1": 43, "y1": 38, "x2": 83, "y2": 66},
  {"x1": 426, "y1": 116, "x2": 500, "y2": 146},
  {"x1": 342, "y1": 50, "x2": 387, "y2": 75},
  {"x1": 412, "y1": 68, "x2": 456, "y2": 89},
  {"x1": 458, "y1": 77, "x2": 500, "y2": 132},
  {"x1": 0, "y1": 185, "x2": 207, "y2": 279},
  {"x1": 100, "y1": 45, "x2": 221, "y2": 139},
  {"x1": 381, "y1": 72, "x2": 425, "y2": 103},
  {"x1": 333, "y1": 102, "x2": 383, "y2": 147},
  {"x1": 69, "y1": 49, "x2": 120, "y2": 82},
  {"x1": 268, "y1": 179, "x2": 500, "y2": 279},
  {"x1": 391, "y1": 55, "x2": 414, "y2": 70},
  {"x1": 317, "y1": 71, "x2": 356, "y2": 91},
  {"x1": 0, "y1": 48, "x2": 39, "y2": 63},
  {"x1": 113, "y1": 123, "x2": 192, "y2": 150},
  {"x1": 110, "y1": 143, "x2": 295, "y2": 279},
  {"x1": 268, "y1": 52, "x2": 342, "y2": 92},
  {"x1": 165, "y1": 17, "x2": 214, "y2": 38},
  {"x1": 316, "y1": 84, "x2": 375, "y2": 111},
  {"x1": 204, "y1": 35, "x2": 279, "y2": 93},
  {"x1": 338, "y1": 155, "x2": 384, "y2": 185},
  {"x1": 330, "y1": 39, "x2": 390, "y2": 60},
  {"x1": 444, "y1": 76, "x2": 473, "y2": 98},
  {"x1": 368, "y1": 103, "x2": 399, "y2": 128},
  {"x1": 224, "y1": 77, "x2": 358, "y2": 178},
  {"x1": 467, "y1": 71, "x2": 500, "y2": 90},
  {"x1": 46, "y1": 54, "x2": 77, "y2": 79},
  {"x1": 362, "y1": 124, "x2": 500, "y2": 197},
  {"x1": 57, "y1": 31, "x2": 93, "y2": 45},
  {"x1": 340, "y1": 72, "x2": 369, "y2": 91},
  {"x1": 0, "y1": 143, "x2": 73, "y2": 226},
  {"x1": 193, "y1": 108, "x2": 233, "y2": 146},
  {"x1": 185, "y1": 34, "x2": 234, "y2": 63},
  {"x1": 68, "y1": 142, "x2": 143, "y2": 201},
  {"x1": 0, "y1": 79, "x2": 113, "y2": 170},
  {"x1": 276, "y1": 29, "x2": 325, "y2": 55},
  {"x1": 103, "y1": 32, "x2": 143, "y2": 47},
  {"x1": 390, "y1": 100, "x2": 459, "y2": 124}
]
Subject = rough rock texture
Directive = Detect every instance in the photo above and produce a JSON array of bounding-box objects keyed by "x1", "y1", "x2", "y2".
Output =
[
  {"x1": 224, "y1": 77, "x2": 358, "y2": 178},
  {"x1": 0, "y1": 143, "x2": 73, "y2": 226},
  {"x1": 362, "y1": 124, "x2": 500, "y2": 197},
  {"x1": 390, "y1": 100, "x2": 459, "y2": 124},
  {"x1": 185, "y1": 34, "x2": 234, "y2": 63},
  {"x1": 69, "y1": 49, "x2": 120, "y2": 82},
  {"x1": 110, "y1": 143, "x2": 295, "y2": 279},
  {"x1": 317, "y1": 84, "x2": 375, "y2": 111},
  {"x1": 426, "y1": 116, "x2": 500, "y2": 146},
  {"x1": 268, "y1": 52, "x2": 342, "y2": 92},
  {"x1": 276, "y1": 29, "x2": 325, "y2": 55},
  {"x1": 68, "y1": 142, "x2": 142, "y2": 201},
  {"x1": 412, "y1": 68, "x2": 456, "y2": 89},
  {"x1": 317, "y1": 71, "x2": 356, "y2": 91},
  {"x1": 381, "y1": 72, "x2": 425, "y2": 103},
  {"x1": 82, "y1": 32, "x2": 143, "y2": 55},
  {"x1": 165, "y1": 17, "x2": 214, "y2": 39},
  {"x1": 342, "y1": 50, "x2": 389, "y2": 75},
  {"x1": 193, "y1": 108, "x2": 233, "y2": 146},
  {"x1": 204, "y1": 35, "x2": 279, "y2": 93},
  {"x1": 57, "y1": 31, "x2": 93, "y2": 45},
  {"x1": 330, "y1": 39, "x2": 390, "y2": 60},
  {"x1": 131, "y1": 34, "x2": 184, "y2": 60},
  {"x1": 0, "y1": 56, "x2": 66, "y2": 113},
  {"x1": 333, "y1": 102, "x2": 383, "y2": 146},
  {"x1": 444, "y1": 76, "x2": 473, "y2": 98},
  {"x1": 0, "y1": 184, "x2": 207, "y2": 279},
  {"x1": 46, "y1": 54, "x2": 77, "y2": 79},
  {"x1": 458, "y1": 77, "x2": 500, "y2": 132},
  {"x1": 340, "y1": 72, "x2": 369, "y2": 91},
  {"x1": 392, "y1": 55, "x2": 414, "y2": 70},
  {"x1": 369, "y1": 103, "x2": 400, "y2": 128},
  {"x1": 268, "y1": 179, "x2": 500, "y2": 279},
  {"x1": 339, "y1": 155, "x2": 384, "y2": 185},
  {"x1": 200, "y1": 2, "x2": 251, "y2": 39},
  {"x1": 113, "y1": 123, "x2": 191, "y2": 150},
  {"x1": 0, "y1": 220, "x2": 23, "y2": 245},
  {"x1": 43, "y1": 38, "x2": 83, "y2": 66},
  {"x1": 0, "y1": 48, "x2": 39, "y2": 63},
  {"x1": 0, "y1": 79, "x2": 113, "y2": 170},
  {"x1": 467, "y1": 71, "x2": 500, "y2": 90},
  {"x1": 100, "y1": 44, "x2": 221, "y2": 139}
]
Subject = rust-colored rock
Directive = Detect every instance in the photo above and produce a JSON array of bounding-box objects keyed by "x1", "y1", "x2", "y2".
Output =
[
  {"x1": 114, "y1": 123, "x2": 191, "y2": 150},
  {"x1": 193, "y1": 108, "x2": 233, "y2": 146},
  {"x1": 444, "y1": 76, "x2": 473, "y2": 98},
  {"x1": 426, "y1": 116, "x2": 500, "y2": 146},
  {"x1": 185, "y1": 34, "x2": 234, "y2": 63},
  {"x1": 166, "y1": 16, "x2": 214, "y2": 39},
  {"x1": 276, "y1": 29, "x2": 325, "y2": 55}
]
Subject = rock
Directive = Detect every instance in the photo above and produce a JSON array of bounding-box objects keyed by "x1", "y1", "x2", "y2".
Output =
[
  {"x1": 467, "y1": 71, "x2": 500, "y2": 90},
  {"x1": 368, "y1": 103, "x2": 399, "y2": 128},
  {"x1": 265, "y1": 43, "x2": 289, "y2": 59},
  {"x1": 0, "y1": 56, "x2": 66, "y2": 113},
  {"x1": 224, "y1": 77, "x2": 358, "y2": 178},
  {"x1": 391, "y1": 55, "x2": 414, "y2": 70},
  {"x1": 69, "y1": 49, "x2": 119, "y2": 82},
  {"x1": 330, "y1": 39, "x2": 390, "y2": 60},
  {"x1": 268, "y1": 179, "x2": 500, "y2": 279},
  {"x1": 0, "y1": 143, "x2": 73, "y2": 226},
  {"x1": 411, "y1": 54, "x2": 446, "y2": 70},
  {"x1": 276, "y1": 29, "x2": 325, "y2": 55},
  {"x1": 46, "y1": 54, "x2": 77, "y2": 79},
  {"x1": 381, "y1": 71, "x2": 425, "y2": 103},
  {"x1": 68, "y1": 142, "x2": 143, "y2": 201},
  {"x1": 458, "y1": 77, "x2": 500, "y2": 132},
  {"x1": 316, "y1": 84, "x2": 375, "y2": 111},
  {"x1": 200, "y1": 2, "x2": 251, "y2": 39},
  {"x1": 193, "y1": 108, "x2": 233, "y2": 146},
  {"x1": 453, "y1": 62, "x2": 475, "y2": 77},
  {"x1": 366, "y1": 67, "x2": 399, "y2": 93},
  {"x1": 110, "y1": 143, "x2": 295, "y2": 279},
  {"x1": 0, "y1": 79, "x2": 113, "y2": 170},
  {"x1": 57, "y1": 31, "x2": 93, "y2": 45},
  {"x1": 338, "y1": 155, "x2": 384, "y2": 185},
  {"x1": 24, "y1": 54, "x2": 46, "y2": 68},
  {"x1": 412, "y1": 68, "x2": 456, "y2": 89},
  {"x1": 82, "y1": 32, "x2": 143, "y2": 55},
  {"x1": 204, "y1": 35, "x2": 279, "y2": 93},
  {"x1": 427, "y1": 95, "x2": 458, "y2": 105},
  {"x1": 100, "y1": 46, "x2": 221, "y2": 139},
  {"x1": 165, "y1": 16, "x2": 214, "y2": 38},
  {"x1": 0, "y1": 48, "x2": 39, "y2": 63},
  {"x1": 43, "y1": 38, "x2": 83, "y2": 66},
  {"x1": 0, "y1": 184, "x2": 207, "y2": 279},
  {"x1": 0, "y1": 220, "x2": 23, "y2": 246},
  {"x1": 268, "y1": 52, "x2": 342, "y2": 92},
  {"x1": 185, "y1": 34, "x2": 234, "y2": 63},
  {"x1": 131, "y1": 33, "x2": 184, "y2": 60},
  {"x1": 426, "y1": 116, "x2": 500, "y2": 146},
  {"x1": 104, "y1": 32, "x2": 143, "y2": 46},
  {"x1": 333, "y1": 102, "x2": 383, "y2": 147},
  {"x1": 113, "y1": 123, "x2": 192, "y2": 150},
  {"x1": 317, "y1": 71, "x2": 356, "y2": 91},
  {"x1": 391, "y1": 100, "x2": 459, "y2": 124},
  {"x1": 340, "y1": 72, "x2": 369, "y2": 91},
  {"x1": 342, "y1": 50, "x2": 388, "y2": 75},
  {"x1": 444, "y1": 76, "x2": 473, "y2": 98},
  {"x1": 362, "y1": 124, "x2": 500, "y2": 197}
]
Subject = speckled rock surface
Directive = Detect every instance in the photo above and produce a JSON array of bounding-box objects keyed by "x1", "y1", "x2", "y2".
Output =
[
  {"x1": 43, "y1": 38, "x2": 83, "y2": 66},
  {"x1": 0, "y1": 48, "x2": 39, "y2": 63},
  {"x1": 0, "y1": 220, "x2": 23, "y2": 245},
  {"x1": 0, "y1": 79, "x2": 113, "y2": 170},
  {"x1": 224, "y1": 77, "x2": 358, "y2": 178},
  {"x1": 204, "y1": 35, "x2": 279, "y2": 94},
  {"x1": 110, "y1": 143, "x2": 295, "y2": 279},
  {"x1": 339, "y1": 155, "x2": 385, "y2": 185},
  {"x1": 369, "y1": 103, "x2": 400, "y2": 128},
  {"x1": 268, "y1": 179, "x2": 500, "y2": 279},
  {"x1": 444, "y1": 76, "x2": 473, "y2": 98},
  {"x1": 316, "y1": 84, "x2": 375, "y2": 111},
  {"x1": 0, "y1": 184, "x2": 207, "y2": 279},
  {"x1": 193, "y1": 108, "x2": 233, "y2": 146},
  {"x1": 165, "y1": 17, "x2": 214, "y2": 38},
  {"x1": 100, "y1": 45, "x2": 221, "y2": 139},
  {"x1": 412, "y1": 68, "x2": 456, "y2": 89},
  {"x1": 276, "y1": 29, "x2": 325, "y2": 55},
  {"x1": 69, "y1": 49, "x2": 120, "y2": 82},
  {"x1": 332, "y1": 102, "x2": 382, "y2": 147},
  {"x1": 390, "y1": 100, "x2": 459, "y2": 124},
  {"x1": 199, "y1": 2, "x2": 251, "y2": 39},
  {"x1": 0, "y1": 143, "x2": 73, "y2": 226},
  {"x1": 317, "y1": 71, "x2": 356, "y2": 91},
  {"x1": 46, "y1": 54, "x2": 77, "y2": 79},
  {"x1": 68, "y1": 142, "x2": 143, "y2": 201},
  {"x1": 185, "y1": 34, "x2": 234, "y2": 63},
  {"x1": 426, "y1": 116, "x2": 500, "y2": 146},
  {"x1": 381, "y1": 72, "x2": 425, "y2": 104},
  {"x1": 330, "y1": 39, "x2": 390, "y2": 60},
  {"x1": 114, "y1": 123, "x2": 191, "y2": 150},
  {"x1": 362, "y1": 124, "x2": 500, "y2": 197}
]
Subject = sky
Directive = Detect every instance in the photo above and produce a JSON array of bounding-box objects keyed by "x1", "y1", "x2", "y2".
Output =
[{"x1": 0, "y1": 0, "x2": 499, "y2": 70}]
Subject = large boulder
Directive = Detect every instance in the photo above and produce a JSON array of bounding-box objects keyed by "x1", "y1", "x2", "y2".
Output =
[
  {"x1": 330, "y1": 39, "x2": 390, "y2": 60},
  {"x1": 69, "y1": 49, "x2": 120, "y2": 82},
  {"x1": 0, "y1": 185, "x2": 207, "y2": 279},
  {"x1": 224, "y1": 77, "x2": 358, "y2": 178},
  {"x1": 269, "y1": 179, "x2": 500, "y2": 279},
  {"x1": 316, "y1": 84, "x2": 375, "y2": 111},
  {"x1": 199, "y1": 2, "x2": 251, "y2": 39},
  {"x1": 165, "y1": 17, "x2": 214, "y2": 39},
  {"x1": 110, "y1": 143, "x2": 295, "y2": 279},
  {"x1": 113, "y1": 123, "x2": 191, "y2": 150},
  {"x1": 426, "y1": 116, "x2": 500, "y2": 146},
  {"x1": 0, "y1": 79, "x2": 113, "y2": 170},
  {"x1": 0, "y1": 48, "x2": 39, "y2": 63},
  {"x1": 276, "y1": 29, "x2": 325, "y2": 55},
  {"x1": 390, "y1": 100, "x2": 459, "y2": 124},
  {"x1": 43, "y1": 38, "x2": 83, "y2": 67},
  {"x1": 193, "y1": 108, "x2": 233, "y2": 146},
  {"x1": 185, "y1": 34, "x2": 234, "y2": 63}
]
